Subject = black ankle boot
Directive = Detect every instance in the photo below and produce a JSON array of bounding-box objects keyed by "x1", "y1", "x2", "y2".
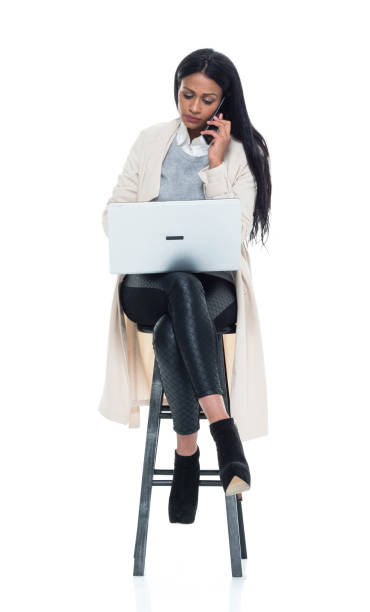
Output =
[
  {"x1": 209, "y1": 417, "x2": 251, "y2": 496},
  {"x1": 168, "y1": 445, "x2": 200, "y2": 524}
]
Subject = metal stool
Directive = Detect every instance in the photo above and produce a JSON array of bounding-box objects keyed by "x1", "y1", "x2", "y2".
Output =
[{"x1": 133, "y1": 322, "x2": 248, "y2": 577}]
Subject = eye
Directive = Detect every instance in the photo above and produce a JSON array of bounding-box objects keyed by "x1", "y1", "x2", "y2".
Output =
[{"x1": 183, "y1": 93, "x2": 214, "y2": 105}]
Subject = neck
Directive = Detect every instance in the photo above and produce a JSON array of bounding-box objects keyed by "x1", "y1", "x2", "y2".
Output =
[{"x1": 188, "y1": 127, "x2": 202, "y2": 141}]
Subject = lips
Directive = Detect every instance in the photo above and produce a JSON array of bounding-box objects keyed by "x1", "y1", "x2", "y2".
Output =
[{"x1": 185, "y1": 114, "x2": 200, "y2": 122}]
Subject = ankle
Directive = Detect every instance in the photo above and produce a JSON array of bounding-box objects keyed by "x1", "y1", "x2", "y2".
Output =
[
  {"x1": 176, "y1": 444, "x2": 198, "y2": 457},
  {"x1": 209, "y1": 415, "x2": 231, "y2": 426}
]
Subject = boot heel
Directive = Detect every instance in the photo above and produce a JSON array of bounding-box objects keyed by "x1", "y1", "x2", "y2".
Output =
[
  {"x1": 209, "y1": 417, "x2": 251, "y2": 496},
  {"x1": 226, "y1": 476, "x2": 250, "y2": 496},
  {"x1": 221, "y1": 461, "x2": 251, "y2": 496}
]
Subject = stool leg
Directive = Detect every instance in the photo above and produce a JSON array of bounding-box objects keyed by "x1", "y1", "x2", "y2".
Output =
[
  {"x1": 133, "y1": 358, "x2": 163, "y2": 576},
  {"x1": 225, "y1": 495, "x2": 243, "y2": 577},
  {"x1": 237, "y1": 493, "x2": 248, "y2": 559},
  {"x1": 216, "y1": 334, "x2": 230, "y2": 416},
  {"x1": 218, "y1": 333, "x2": 247, "y2": 574}
]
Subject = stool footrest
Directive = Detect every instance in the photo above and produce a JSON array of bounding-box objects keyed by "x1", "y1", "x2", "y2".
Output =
[
  {"x1": 160, "y1": 413, "x2": 208, "y2": 420},
  {"x1": 154, "y1": 468, "x2": 220, "y2": 475},
  {"x1": 160, "y1": 407, "x2": 207, "y2": 419},
  {"x1": 152, "y1": 479, "x2": 223, "y2": 487}
]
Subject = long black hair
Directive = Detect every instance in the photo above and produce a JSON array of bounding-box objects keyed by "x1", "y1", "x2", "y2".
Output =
[{"x1": 174, "y1": 48, "x2": 271, "y2": 247}]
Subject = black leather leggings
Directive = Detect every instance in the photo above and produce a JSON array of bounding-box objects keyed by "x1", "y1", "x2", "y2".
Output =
[{"x1": 119, "y1": 271, "x2": 237, "y2": 435}]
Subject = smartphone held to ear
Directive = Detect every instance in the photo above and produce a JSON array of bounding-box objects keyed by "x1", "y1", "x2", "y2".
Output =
[{"x1": 202, "y1": 95, "x2": 226, "y2": 144}]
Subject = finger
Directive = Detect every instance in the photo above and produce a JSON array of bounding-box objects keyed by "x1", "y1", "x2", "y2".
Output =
[
  {"x1": 214, "y1": 113, "x2": 230, "y2": 126},
  {"x1": 212, "y1": 114, "x2": 227, "y2": 126},
  {"x1": 206, "y1": 121, "x2": 225, "y2": 134}
]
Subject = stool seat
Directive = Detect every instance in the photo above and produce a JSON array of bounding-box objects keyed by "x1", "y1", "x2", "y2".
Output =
[{"x1": 137, "y1": 322, "x2": 236, "y2": 335}]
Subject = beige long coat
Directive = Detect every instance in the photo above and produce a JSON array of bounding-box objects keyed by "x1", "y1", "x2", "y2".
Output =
[{"x1": 98, "y1": 116, "x2": 268, "y2": 441}]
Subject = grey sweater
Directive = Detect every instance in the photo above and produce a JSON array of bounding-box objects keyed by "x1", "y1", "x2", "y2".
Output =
[{"x1": 152, "y1": 137, "x2": 234, "y2": 284}]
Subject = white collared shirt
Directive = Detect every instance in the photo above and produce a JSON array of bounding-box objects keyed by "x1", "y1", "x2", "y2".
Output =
[{"x1": 176, "y1": 117, "x2": 210, "y2": 157}]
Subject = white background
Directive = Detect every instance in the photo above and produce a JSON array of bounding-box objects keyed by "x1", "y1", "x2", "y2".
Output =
[{"x1": 1, "y1": 0, "x2": 369, "y2": 610}]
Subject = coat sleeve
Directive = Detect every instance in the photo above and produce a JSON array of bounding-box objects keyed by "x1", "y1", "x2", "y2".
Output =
[
  {"x1": 102, "y1": 130, "x2": 144, "y2": 237},
  {"x1": 198, "y1": 152, "x2": 257, "y2": 251}
]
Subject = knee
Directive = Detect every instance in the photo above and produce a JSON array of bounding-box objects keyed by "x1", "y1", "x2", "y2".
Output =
[
  {"x1": 152, "y1": 313, "x2": 175, "y2": 348},
  {"x1": 167, "y1": 271, "x2": 203, "y2": 296}
]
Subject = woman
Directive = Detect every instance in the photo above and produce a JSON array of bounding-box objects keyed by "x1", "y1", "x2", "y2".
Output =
[{"x1": 99, "y1": 48, "x2": 271, "y2": 524}]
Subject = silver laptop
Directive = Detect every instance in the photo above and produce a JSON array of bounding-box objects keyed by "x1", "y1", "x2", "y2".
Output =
[{"x1": 107, "y1": 198, "x2": 241, "y2": 275}]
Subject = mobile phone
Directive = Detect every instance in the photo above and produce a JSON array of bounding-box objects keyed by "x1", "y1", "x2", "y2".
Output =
[{"x1": 202, "y1": 95, "x2": 226, "y2": 144}]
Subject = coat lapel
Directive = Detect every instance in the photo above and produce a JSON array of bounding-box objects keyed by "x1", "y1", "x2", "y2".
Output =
[{"x1": 140, "y1": 117, "x2": 181, "y2": 203}]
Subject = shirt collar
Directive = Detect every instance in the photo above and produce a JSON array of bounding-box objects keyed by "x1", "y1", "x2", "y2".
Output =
[{"x1": 176, "y1": 117, "x2": 209, "y2": 153}]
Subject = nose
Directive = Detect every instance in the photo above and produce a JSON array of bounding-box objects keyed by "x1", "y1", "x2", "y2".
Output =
[{"x1": 189, "y1": 99, "x2": 201, "y2": 113}]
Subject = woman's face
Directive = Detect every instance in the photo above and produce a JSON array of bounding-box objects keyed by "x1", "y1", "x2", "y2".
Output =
[{"x1": 177, "y1": 72, "x2": 223, "y2": 137}]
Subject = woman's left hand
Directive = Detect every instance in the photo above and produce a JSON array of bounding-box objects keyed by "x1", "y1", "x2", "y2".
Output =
[{"x1": 200, "y1": 112, "x2": 231, "y2": 169}]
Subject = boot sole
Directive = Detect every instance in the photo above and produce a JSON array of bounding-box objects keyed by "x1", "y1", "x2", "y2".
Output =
[{"x1": 225, "y1": 475, "x2": 251, "y2": 496}]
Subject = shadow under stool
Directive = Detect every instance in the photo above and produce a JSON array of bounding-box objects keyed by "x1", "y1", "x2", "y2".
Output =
[{"x1": 133, "y1": 322, "x2": 248, "y2": 578}]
